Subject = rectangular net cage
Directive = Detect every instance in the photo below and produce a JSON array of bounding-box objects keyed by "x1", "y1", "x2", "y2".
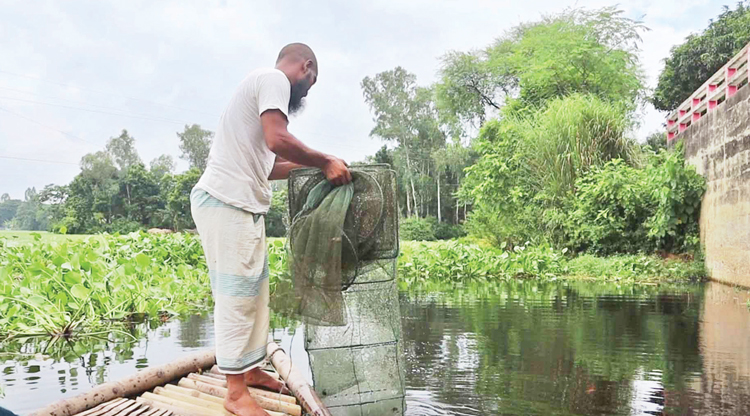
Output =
[{"x1": 287, "y1": 164, "x2": 405, "y2": 416}]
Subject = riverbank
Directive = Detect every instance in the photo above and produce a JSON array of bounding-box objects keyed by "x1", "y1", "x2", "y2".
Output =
[
  {"x1": 398, "y1": 240, "x2": 706, "y2": 285},
  {"x1": 0, "y1": 232, "x2": 708, "y2": 341}
]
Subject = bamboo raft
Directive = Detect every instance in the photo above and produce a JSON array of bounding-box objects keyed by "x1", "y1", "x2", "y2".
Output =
[{"x1": 30, "y1": 343, "x2": 331, "y2": 416}]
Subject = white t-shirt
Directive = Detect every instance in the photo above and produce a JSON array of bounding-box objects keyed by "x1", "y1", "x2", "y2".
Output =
[{"x1": 196, "y1": 68, "x2": 290, "y2": 214}]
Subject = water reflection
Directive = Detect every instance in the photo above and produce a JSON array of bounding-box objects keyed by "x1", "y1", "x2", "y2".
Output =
[
  {"x1": 1, "y1": 281, "x2": 749, "y2": 416},
  {"x1": 401, "y1": 280, "x2": 750, "y2": 415}
]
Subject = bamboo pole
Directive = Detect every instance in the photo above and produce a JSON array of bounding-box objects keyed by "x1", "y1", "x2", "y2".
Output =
[
  {"x1": 169, "y1": 381, "x2": 301, "y2": 416},
  {"x1": 136, "y1": 396, "x2": 208, "y2": 416},
  {"x1": 155, "y1": 387, "x2": 287, "y2": 416},
  {"x1": 31, "y1": 350, "x2": 216, "y2": 416},
  {"x1": 141, "y1": 392, "x2": 222, "y2": 416},
  {"x1": 179, "y1": 378, "x2": 298, "y2": 409},
  {"x1": 102, "y1": 400, "x2": 141, "y2": 416},
  {"x1": 154, "y1": 387, "x2": 231, "y2": 415},
  {"x1": 73, "y1": 399, "x2": 127, "y2": 416},
  {"x1": 265, "y1": 342, "x2": 332, "y2": 416},
  {"x1": 127, "y1": 405, "x2": 153, "y2": 416},
  {"x1": 185, "y1": 374, "x2": 296, "y2": 404}
]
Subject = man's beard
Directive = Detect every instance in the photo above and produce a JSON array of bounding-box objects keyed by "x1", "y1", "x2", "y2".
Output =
[{"x1": 289, "y1": 79, "x2": 310, "y2": 116}]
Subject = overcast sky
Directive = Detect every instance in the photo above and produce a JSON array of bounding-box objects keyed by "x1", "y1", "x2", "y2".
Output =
[{"x1": 0, "y1": 0, "x2": 728, "y2": 199}]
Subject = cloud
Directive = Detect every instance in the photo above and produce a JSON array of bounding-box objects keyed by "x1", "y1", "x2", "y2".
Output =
[{"x1": 0, "y1": 0, "x2": 729, "y2": 198}]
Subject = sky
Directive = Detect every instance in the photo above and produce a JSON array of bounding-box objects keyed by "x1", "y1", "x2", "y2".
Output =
[{"x1": 0, "y1": 0, "x2": 730, "y2": 199}]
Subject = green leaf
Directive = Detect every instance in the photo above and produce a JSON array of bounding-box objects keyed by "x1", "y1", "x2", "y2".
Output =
[
  {"x1": 71, "y1": 284, "x2": 91, "y2": 299},
  {"x1": 136, "y1": 253, "x2": 151, "y2": 268},
  {"x1": 28, "y1": 295, "x2": 47, "y2": 307}
]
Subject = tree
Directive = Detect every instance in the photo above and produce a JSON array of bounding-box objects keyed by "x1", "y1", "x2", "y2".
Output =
[
  {"x1": 436, "y1": 6, "x2": 646, "y2": 131},
  {"x1": 645, "y1": 131, "x2": 667, "y2": 150},
  {"x1": 266, "y1": 188, "x2": 288, "y2": 237},
  {"x1": 149, "y1": 154, "x2": 175, "y2": 179},
  {"x1": 1, "y1": 193, "x2": 9, "y2": 202},
  {"x1": 361, "y1": 68, "x2": 447, "y2": 218},
  {"x1": 13, "y1": 187, "x2": 47, "y2": 230},
  {"x1": 0, "y1": 198, "x2": 21, "y2": 228},
  {"x1": 120, "y1": 163, "x2": 160, "y2": 225},
  {"x1": 370, "y1": 145, "x2": 394, "y2": 167},
  {"x1": 436, "y1": 49, "x2": 514, "y2": 129},
  {"x1": 24, "y1": 187, "x2": 37, "y2": 201},
  {"x1": 106, "y1": 129, "x2": 141, "y2": 170},
  {"x1": 63, "y1": 151, "x2": 120, "y2": 232},
  {"x1": 652, "y1": 2, "x2": 750, "y2": 111},
  {"x1": 178, "y1": 124, "x2": 213, "y2": 172},
  {"x1": 167, "y1": 168, "x2": 202, "y2": 230},
  {"x1": 38, "y1": 184, "x2": 68, "y2": 231}
]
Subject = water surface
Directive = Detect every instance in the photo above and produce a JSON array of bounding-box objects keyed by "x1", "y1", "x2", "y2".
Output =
[{"x1": 2, "y1": 280, "x2": 749, "y2": 415}]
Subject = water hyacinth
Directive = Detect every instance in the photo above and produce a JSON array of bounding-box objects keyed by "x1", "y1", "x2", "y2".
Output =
[{"x1": 0, "y1": 232, "x2": 212, "y2": 341}]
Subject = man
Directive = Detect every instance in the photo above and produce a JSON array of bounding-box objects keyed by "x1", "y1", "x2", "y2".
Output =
[{"x1": 190, "y1": 43, "x2": 351, "y2": 416}]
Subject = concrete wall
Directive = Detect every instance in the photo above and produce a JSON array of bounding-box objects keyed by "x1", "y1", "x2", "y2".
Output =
[{"x1": 681, "y1": 85, "x2": 750, "y2": 287}]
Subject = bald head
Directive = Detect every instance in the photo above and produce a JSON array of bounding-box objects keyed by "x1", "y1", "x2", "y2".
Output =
[
  {"x1": 275, "y1": 43, "x2": 318, "y2": 116},
  {"x1": 276, "y1": 43, "x2": 318, "y2": 72}
]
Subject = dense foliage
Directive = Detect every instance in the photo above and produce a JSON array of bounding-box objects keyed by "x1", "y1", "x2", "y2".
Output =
[
  {"x1": 463, "y1": 109, "x2": 706, "y2": 254},
  {"x1": 0, "y1": 232, "x2": 210, "y2": 340},
  {"x1": 652, "y1": 2, "x2": 750, "y2": 111},
  {"x1": 565, "y1": 148, "x2": 704, "y2": 254},
  {"x1": 359, "y1": 6, "x2": 688, "y2": 258},
  {"x1": 436, "y1": 7, "x2": 645, "y2": 129},
  {"x1": 398, "y1": 240, "x2": 705, "y2": 285},
  {"x1": 0, "y1": 126, "x2": 289, "y2": 235},
  {"x1": 399, "y1": 216, "x2": 467, "y2": 241}
]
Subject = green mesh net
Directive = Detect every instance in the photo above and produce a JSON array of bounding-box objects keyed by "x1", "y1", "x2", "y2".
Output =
[
  {"x1": 271, "y1": 164, "x2": 399, "y2": 326},
  {"x1": 273, "y1": 164, "x2": 405, "y2": 414}
]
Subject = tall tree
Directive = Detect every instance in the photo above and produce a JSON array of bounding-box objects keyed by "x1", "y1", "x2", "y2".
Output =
[
  {"x1": 436, "y1": 49, "x2": 515, "y2": 129},
  {"x1": 119, "y1": 163, "x2": 160, "y2": 225},
  {"x1": 149, "y1": 154, "x2": 175, "y2": 179},
  {"x1": 0, "y1": 198, "x2": 21, "y2": 227},
  {"x1": 24, "y1": 187, "x2": 37, "y2": 201},
  {"x1": 361, "y1": 68, "x2": 447, "y2": 218},
  {"x1": 66, "y1": 151, "x2": 120, "y2": 231},
  {"x1": 436, "y1": 6, "x2": 645, "y2": 131},
  {"x1": 652, "y1": 2, "x2": 750, "y2": 111},
  {"x1": 167, "y1": 168, "x2": 202, "y2": 230},
  {"x1": 178, "y1": 124, "x2": 213, "y2": 172},
  {"x1": 106, "y1": 129, "x2": 141, "y2": 170},
  {"x1": 38, "y1": 184, "x2": 68, "y2": 231}
]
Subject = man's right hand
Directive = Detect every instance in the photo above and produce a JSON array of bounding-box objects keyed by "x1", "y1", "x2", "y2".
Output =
[{"x1": 323, "y1": 156, "x2": 352, "y2": 186}]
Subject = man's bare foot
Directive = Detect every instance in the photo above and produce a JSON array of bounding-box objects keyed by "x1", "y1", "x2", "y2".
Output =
[
  {"x1": 225, "y1": 384, "x2": 269, "y2": 416},
  {"x1": 244, "y1": 367, "x2": 291, "y2": 394}
]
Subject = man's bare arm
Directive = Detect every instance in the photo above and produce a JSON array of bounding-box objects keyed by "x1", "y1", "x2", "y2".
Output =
[
  {"x1": 261, "y1": 109, "x2": 351, "y2": 185},
  {"x1": 268, "y1": 156, "x2": 305, "y2": 180}
]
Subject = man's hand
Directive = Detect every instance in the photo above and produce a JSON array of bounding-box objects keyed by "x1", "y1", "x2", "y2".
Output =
[{"x1": 323, "y1": 156, "x2": 352, "y2": 186}]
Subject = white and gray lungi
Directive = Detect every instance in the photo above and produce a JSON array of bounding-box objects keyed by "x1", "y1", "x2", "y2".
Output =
[{"x1": 190, "y1": 188, "x2": 270, "y2": 374}]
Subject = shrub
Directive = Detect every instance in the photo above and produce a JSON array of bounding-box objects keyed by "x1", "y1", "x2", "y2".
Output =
[
  {"x1": 435, "y1": 222, "x2": 466, "y2": 240},
  {"x1": 398, "y1": 240, "x2": 567, "y2": 283},
  {"x1": 566, "y1": 159, "x2": 651, "y2": 254},
  {"x1": 399, "y1": 217, "x2": 436, "y2": 241},
  {"x1": 564, "y1": 146, "x2": 705, "y2": 255},
  {"x1": 266, "y1": 189, "x2": 288, "y2": 238}
]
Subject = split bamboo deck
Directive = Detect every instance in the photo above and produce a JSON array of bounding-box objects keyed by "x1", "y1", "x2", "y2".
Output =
[{"x1": 30, "y1": 343, "x2": 331, "y2": 416}]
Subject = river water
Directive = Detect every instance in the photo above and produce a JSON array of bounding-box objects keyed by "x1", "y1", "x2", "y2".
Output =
[{"x1": 2, "y1": 280, "x2": 749, "y2": 415}]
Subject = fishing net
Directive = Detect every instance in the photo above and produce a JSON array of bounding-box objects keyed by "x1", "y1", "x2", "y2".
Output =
[
  {"x1": 273, "y1": 164, "x2": 405, "y2": 415},
  {"x1": 273, "y1": 164, "x2": 399, "y2": 326}
]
